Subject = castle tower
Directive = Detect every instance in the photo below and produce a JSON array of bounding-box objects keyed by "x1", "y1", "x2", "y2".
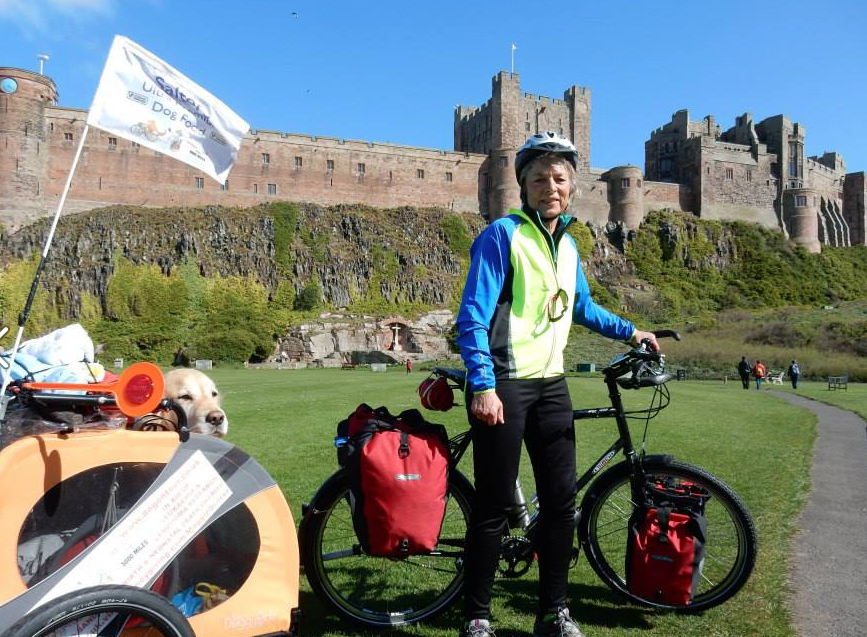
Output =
[
  {"x1": 489, "y1": 71, "x2": 522, "y2": 219},
  {"x1": 454, "y1": 72, "x2": 591, "y2": 220},
  {"x1": 0, "y1": 67, "x2": 57, "y2": 232},
  {"x1": 606, "y1": 165, "x2": 645, "y2": 228},
  {"x1": 783, "y1": 188, "x2": 821, "y2": 253},
  {"x1": 565, "y1": 85, "x2": 591, "y2": 174}
]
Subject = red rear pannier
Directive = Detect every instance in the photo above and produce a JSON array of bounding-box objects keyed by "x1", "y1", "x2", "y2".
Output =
[{"x1": 341, "y1": 405, "x2": 450, "y2": 557}]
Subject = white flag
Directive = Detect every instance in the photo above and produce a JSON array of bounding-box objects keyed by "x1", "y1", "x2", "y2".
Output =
[{"x1": 87, "y1": 35, "x2": 249, "y2": 184}]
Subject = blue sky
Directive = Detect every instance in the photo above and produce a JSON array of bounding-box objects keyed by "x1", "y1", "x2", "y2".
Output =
[{"x1": 2, "y1": 0, "x2": 866, "y2": 172}]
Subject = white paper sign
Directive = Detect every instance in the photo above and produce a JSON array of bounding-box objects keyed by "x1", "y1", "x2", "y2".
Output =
[{"x1": 36, "y1": 450, "x2": 232, "y2": 609}]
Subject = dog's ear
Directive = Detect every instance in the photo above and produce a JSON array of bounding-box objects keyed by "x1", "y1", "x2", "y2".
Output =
[{"x1": 130, "y1": 409, "x2": 179, "y2": 432}]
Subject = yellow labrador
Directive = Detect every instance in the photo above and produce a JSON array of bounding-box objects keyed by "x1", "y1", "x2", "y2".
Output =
[{"x1": 163, "y1": 368, "x2": 229, "y2": 437}]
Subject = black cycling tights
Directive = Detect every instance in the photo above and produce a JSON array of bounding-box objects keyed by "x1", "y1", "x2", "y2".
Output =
[{"x1": 463, "y1": 376, "x2": 577, "y2": 621}]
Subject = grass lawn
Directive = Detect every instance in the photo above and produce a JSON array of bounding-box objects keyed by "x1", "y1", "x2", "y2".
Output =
[
  {"x1": 771, "y1": 380, "x2": 867, "y2": 421},
  {"x1": 207, "y1": 369, "x2": 816, "y2": 637}
]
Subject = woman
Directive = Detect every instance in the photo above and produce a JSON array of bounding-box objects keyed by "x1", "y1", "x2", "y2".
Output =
[
  {"x1": 455, "y1": 132, "x2": 659, "y2": 637},
  {"x1": 752, "y1": 359, "x2": 766, "y2": 390}
]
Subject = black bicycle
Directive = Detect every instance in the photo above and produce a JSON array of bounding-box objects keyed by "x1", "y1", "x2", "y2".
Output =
[{"x1": 299, "y1": 331, "x2": 757, "y2": 627}]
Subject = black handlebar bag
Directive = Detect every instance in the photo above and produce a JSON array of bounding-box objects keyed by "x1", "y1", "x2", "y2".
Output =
[{"x1": 339, "y1": 405, "x2": 450, "y2": 558}]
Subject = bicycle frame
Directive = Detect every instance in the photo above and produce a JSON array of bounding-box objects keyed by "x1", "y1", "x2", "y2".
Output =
[{"x1": 435, "y1": 340, "x2": 673, "y2": 535}]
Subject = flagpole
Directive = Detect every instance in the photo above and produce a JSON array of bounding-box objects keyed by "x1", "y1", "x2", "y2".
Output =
[
  {"x1": 0, "y1": 125, "x2": 91, "y2": 419},
  {"x1": 511, "y1": 43, "x2": 516, "y2": 75}
]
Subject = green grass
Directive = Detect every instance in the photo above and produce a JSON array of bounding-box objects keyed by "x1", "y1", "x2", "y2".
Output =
[
  {"x1": 204, "y1": 368, "x2": 818, "y2": 637},
  {"x1": 772, "y1": 380, "x2": 867, "y2": 421}
]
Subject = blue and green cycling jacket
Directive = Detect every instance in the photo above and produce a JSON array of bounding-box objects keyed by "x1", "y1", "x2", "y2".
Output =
[{"x1": 456, "y1": 207, "x2": 635, "y2": 393}]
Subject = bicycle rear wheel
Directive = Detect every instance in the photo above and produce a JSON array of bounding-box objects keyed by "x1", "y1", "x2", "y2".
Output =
[
  {"x1": 4, "y1": 585, "x2": 194, "y2": 637},
  {"x1": 301, "y1": 468, "x2": 473, "y2": 627},
  {"x1": 579, "y1": 456, "x2": 757, "y2": 612}
]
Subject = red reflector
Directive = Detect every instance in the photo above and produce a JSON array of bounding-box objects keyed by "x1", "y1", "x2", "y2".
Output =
[{"x1": 124, "y1": 374, "x2": 154, "y2": 405}]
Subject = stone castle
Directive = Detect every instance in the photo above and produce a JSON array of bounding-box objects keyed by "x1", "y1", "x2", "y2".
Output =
[{"x1": 1, "y1": 66, "x2": 865, "y2": 252}]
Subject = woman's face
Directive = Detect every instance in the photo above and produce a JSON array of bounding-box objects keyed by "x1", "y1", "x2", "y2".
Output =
[{"x1": 525, "y1": 157, "x2": 572, "y2": 221}]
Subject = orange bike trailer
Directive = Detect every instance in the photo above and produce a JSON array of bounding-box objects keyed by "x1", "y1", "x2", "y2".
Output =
[{"x1": 0, "y1": 428, "x2": 300, "y2": 636}]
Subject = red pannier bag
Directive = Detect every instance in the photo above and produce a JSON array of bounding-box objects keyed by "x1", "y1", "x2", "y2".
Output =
[
  {"x1": 625, "y1": 479, "x2": 709, "y2": 605},
  {"x1": 340, "y1": 404, "x2": 450, "y2": 558}
]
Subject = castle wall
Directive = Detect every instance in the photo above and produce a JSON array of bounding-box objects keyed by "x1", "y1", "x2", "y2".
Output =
[
  {"x1": 572, "y1": 177, "x2": 611, "y2": 226},
  {"x1": 694, "y1": 137, "x2": 778, "y2": 227},
  {"x1": 18, "y1": 105, "x2": 486, "y2": 232},
  {"x1": 842, "y1": 172, "x2": 866, "y2": 245},
  {"x1": 644, "y1": 180, "x2": 693, "y2": 213}
]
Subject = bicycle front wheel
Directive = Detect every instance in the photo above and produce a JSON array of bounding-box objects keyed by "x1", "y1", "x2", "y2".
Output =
[
  {"x1": 301, "y1": 468, "x2": 474, "y2": 627},
  {"x1": 579, "y1": 456, "x2": 757, "y2": 612},
  {"x1": 4, "y1": 585, "x2": 195, "y2": 637}
]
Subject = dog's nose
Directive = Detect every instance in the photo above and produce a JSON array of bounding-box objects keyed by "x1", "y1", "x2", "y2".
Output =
[{"x1": 207, "y1": 411, "x2": 225, "y2": 426}]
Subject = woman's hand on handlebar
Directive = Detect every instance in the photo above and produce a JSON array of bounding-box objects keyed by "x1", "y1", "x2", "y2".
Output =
[
  {"x1": 630, "y1": 329, "x2": 660, "y2": 352},
  {"x1": 471, "y1": 391, "x2": 505, "y2": 426}
]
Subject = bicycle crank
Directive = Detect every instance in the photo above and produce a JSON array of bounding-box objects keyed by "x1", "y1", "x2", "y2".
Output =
[{"x1": 498, "y1": 536, "x2": 535, "y2": 577}]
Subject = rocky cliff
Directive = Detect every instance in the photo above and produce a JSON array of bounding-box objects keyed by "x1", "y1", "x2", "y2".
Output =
[{"x1": 0, "y1": 203, "x2": 486, "y2": 320}]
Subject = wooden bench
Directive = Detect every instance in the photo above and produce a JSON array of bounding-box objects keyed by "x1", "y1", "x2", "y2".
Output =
[
  {"x1": 341, "y1": 363, "x2": 357, "y2": 370},
  {"x1": 828, "y1": 375, "x2": 849, "y2": 391}
]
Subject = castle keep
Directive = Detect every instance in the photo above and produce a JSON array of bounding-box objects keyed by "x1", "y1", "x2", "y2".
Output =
[{"x1": 2, "y1": 66, "x2": 865, "y2": 252}]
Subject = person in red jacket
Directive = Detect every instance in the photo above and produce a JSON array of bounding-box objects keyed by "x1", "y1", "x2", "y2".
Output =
[{"x1": 752, "y1": 360, "x2": 766, "y2": 391}]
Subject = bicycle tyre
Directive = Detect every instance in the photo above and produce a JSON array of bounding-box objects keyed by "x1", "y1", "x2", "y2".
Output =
[
  {"x1": 4, "y1": 585, "x2": 195, "y2": 637},
  {"x1": 579, "y1": 456, "x2": 757, "y2": 612},
  {"x1": 301, "y1": 467, "x2": 474, "y2": 627}
]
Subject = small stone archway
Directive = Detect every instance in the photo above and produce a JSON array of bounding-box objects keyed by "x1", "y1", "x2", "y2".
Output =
[{"x1": 380, "y1": 317, "x2": 415, "y2": 353}]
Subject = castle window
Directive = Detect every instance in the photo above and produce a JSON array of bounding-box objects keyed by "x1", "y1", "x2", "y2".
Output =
[
  {"x1": 262, "y1": 153, "x2": 270, "y2": 165},
  {"x1": 445, "y1": 172, "x2": 453, "y2": 182},
  {"x1": 294, "y1": 156, "x2": 302, "y2": 170},
  {"x1": 108, "y1": 137, "x2": 117, "y2": 150},
  {"x1": 621, "y1": 177, "x2": 630, "y2": 188},
  {"x1": 326, "y1": 159, "x2": 334, "y2": 173},
  {"x1": 195, "y1": 177, "x2": 204, "y2": 190},
  {"x1": 746, "y1": 170, "x2": 752, "y2": 182},
  {"x1": 268, "y1": 183, "x2": 277, "y2": 195},
  {"x1": 253, "y1": 183, "x2": 258, "y2": 194},
  {"x1": 525, "y1": 122, "x2": 531, "y2": 132},
  {"x1": 725, "y1": 168, "x2": 733, "y2": 180},
  {"x1": 221, "y1": 180, "x2": 229, "y2": 191},
  {"x1": 417, "y1": 169, "x2": 425, "y2": 179},
  {"x1": 64, "y1": 132, "x2": 73, "y2": 142},
  {"x1": 499, "y1": 156, "x2": 508, "y2": 168},
  {"x1": 796, "y1": 195, "x2": 807, "y2": 207},
  {"x1": 389, "y1": 170, "x2": 394, "y2": 181},
  {"x1": 49, "y1": 123, "x2": 54, "y2": 132},
  {"x1": 357, "y1": 163, "x2": 365, "y2": 175}
]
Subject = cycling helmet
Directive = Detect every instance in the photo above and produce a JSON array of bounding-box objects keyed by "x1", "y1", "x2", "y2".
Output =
[
  {"x1": 418, "y1": 376, "x2": 454, "y2": 412},
  {"x1": 514, "y1": 131, "x2": 579, "y2": 183}
]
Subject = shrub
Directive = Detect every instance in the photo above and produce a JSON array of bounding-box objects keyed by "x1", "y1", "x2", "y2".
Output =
[{"x1": 294, "y1": 281, "x2": 321, "y2": 311}]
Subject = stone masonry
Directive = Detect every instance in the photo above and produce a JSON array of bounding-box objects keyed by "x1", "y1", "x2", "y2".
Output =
[{"x1": 2, "y1": 66, "x2": 865, "y2": 252}]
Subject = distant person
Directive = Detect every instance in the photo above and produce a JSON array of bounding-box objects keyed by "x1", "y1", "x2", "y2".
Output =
[
  {"x1": 737, "y1": 356, "x2": 751, "y2": 390},
  {"x1": 752, "y1": 359, "x2": 766, "y2": 391},
  {"x1": 406, "y1": 358, "x2": 412, "y2": 374},
  {"x1": 787, "y1": 359, "x2": 801, "y2": 389}
]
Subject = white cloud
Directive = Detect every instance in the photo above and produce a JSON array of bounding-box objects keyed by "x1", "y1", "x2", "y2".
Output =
[{"x1": 0, "y1": 0, "x2": 113, "y2": 33}]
